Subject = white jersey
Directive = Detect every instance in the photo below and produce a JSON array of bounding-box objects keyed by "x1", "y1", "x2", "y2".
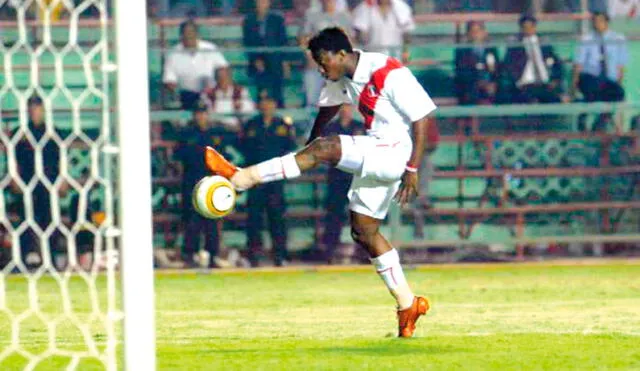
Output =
[{"x1": 317, "y1": 51, "x2": 436, "y2": 139}]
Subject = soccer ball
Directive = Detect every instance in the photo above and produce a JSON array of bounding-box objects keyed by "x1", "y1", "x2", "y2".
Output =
[{"x1": 192, "y1": 175, "x2": 237, "y2": 219}]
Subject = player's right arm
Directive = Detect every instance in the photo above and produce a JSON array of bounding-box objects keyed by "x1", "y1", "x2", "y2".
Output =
[
  {"x1": 305, "y1": 105, "x2": 342, "y2": 145},
  {"x1": 305, "y1": 80, "x2": 350, "y2": 145}
]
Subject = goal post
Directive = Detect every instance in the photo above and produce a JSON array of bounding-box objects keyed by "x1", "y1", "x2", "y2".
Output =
[
  {"x1": 114, "y1": 0, "x2": 157, "y2": 370},
  {"x1": 0, "y1": 0, "x2": 156, "y2": 369}
]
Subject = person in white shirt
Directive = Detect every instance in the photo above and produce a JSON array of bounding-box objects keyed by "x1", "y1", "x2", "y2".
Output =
[
  {"x1": 500, "y1": 15, "x2": 565, "y2": 104},
  {"x1": 352, "y1": 0, "x2": 415, "y2": 62},
  {"x1": 298, "y1": 0, "x2": 353, "y2": 106},
  {"x1": 205, "y1": 27, "x2": 435, "y2": 338},
  {"x1": 163, "y1": 19, "x2": 229, "y2": 110},
  {"x1": 608, "y1": 0, "x2": 639, "y2": 19},
  {"x1": 205, "y1": 67, "x2": 256, "y2": 130}
]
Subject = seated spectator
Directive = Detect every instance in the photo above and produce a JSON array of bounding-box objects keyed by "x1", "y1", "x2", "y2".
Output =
[
  {"x1": 500, "y1": 15, "x2": 565, "y2": 104},
  {"x1": 573, "y1": 12, "x2": 627, "y2": 131},
  {"x1": 206, "y1": 67, "x2": 256, "y2": 130},
  {"x1": 242, "y1": 0, "x2": 290, "y2": 108},
  {"x1": 298, "y1": 0, "x2": 352, "y2": 106},
  {"x1": 454, "y1": 21, "x2": 499, "y2": 105},
  {"x1": 573, "y1": 13, "x2": 627, "y2": 103},
  {"x1": 352, "y1": 0, "x2": 414, "y2": 62},
  {"x1": 163, "y1": 19, "x2": 229, "y2": 110}
]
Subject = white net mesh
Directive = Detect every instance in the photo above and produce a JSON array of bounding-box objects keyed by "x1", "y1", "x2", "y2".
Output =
[{"x1": 0, "y1": 1, "x2": 120, "y2": 369}]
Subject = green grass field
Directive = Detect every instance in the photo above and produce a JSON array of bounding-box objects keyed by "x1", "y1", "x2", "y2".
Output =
[{"x1": 2, "y1": 260, "x2": 640, "y2": 370}]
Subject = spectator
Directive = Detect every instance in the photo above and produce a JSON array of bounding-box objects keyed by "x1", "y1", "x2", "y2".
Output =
[
  {"x1": 176, "y1": 101, "x2": 237, "y2": 268},
  {"x1": 11, "y1": 96, "x2": 67, "y2": 270},
  {"x1": 298, "y1": 0, "x2": 352, "y2": 106},
  {"x1": 573, "y1": 12, "x2": 627, "y2": 131},
  {"x1": 319, "y1": 105, "x2": 363, "y2": 262},
  {"x1": 607, "y1": 0, "x2": 639, "y2": 19},
  {"x1": 206, "y1": 67, "x2": 256, "y2": 130},
  {"x1": 352, "y1": 0, "x2": 415, "y2": 62},
  {"x1": 454, "y1": 21, "x2": 499, "y2": 105},
  {"x1": 412, "y1": 117, "x2": 440, "y2": 239},
  {"x1": 241, "y1": 94, "x2": 296, "y2": 267},
  {"x1": 163, "y1": 19, "x2": 229, "y2": 110},
  {"x1": 242, "y1": 0, "x2": 290, "y2": 108},
  {"x1": 500, "y1": 15, "x2": 565, "y2": 104}
]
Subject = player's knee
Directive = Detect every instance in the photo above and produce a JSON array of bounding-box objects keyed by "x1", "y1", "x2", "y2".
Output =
[
  {"x1": 308, "y1": 136, "x2": 341, "y2": 166},
  {"x1": 350, "y1": 223, "x2": 378, "y2": 247}
]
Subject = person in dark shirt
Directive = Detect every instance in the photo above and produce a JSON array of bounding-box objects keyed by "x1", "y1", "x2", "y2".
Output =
[
  {"x1": 242, "y1": 0, "x2": 290, "y2": 108},
  {"x1": 320, "y1": 105, "x2": 362, "y2": 262},
  {"x1": 12, "y1": 95, "x2": 65, "y2": 269},
  {"x1": 176, "y1": 101, "x2": 238, "y2": 268},
  {"x1": 241, "y1": 94, "x2": 296, "y2": 267},
  {"x1": 454, "y1": 21, "x2": 499, "y2": 105}
]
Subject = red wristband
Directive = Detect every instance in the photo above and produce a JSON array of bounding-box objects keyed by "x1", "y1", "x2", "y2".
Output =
[{"x1": 405, "y1": 165, "x2": 418, "y2": 173}]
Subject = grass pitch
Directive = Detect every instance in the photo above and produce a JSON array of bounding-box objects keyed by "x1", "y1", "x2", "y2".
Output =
[{"x1": 2, "y1": 260, "x2": 640, "y2": 370}]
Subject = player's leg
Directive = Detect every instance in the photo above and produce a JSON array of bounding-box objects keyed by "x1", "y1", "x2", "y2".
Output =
[
  {"x1": 350, "y1": 211, "x2": 429, "y2": 338},
  {"x1": 204, "y1": 136, "x2": 342, "y2": 190}
]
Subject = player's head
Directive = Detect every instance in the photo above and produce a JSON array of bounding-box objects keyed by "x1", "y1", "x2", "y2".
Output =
[
  {"x1": 180, "y1": 19, "x2": 199, "y2": 49},
  {"x1": 518, "y1": 14, "x2": 537, "y2": 37},
  {"x1": 192, "y1": 100, "x2": 209, "y2": 128},
  {"x1": 307, "y1": 27, "x2": 354, "y2": 81},
  {"x1": 27, "y1": 95, "x2": 44, "y2": 125},
  {"x1": 592, "y1": 12, "x2": 609, "y2": 33}
]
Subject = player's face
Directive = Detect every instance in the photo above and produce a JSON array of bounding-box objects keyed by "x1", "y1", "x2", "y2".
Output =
[
  {"x1": 315, "y1": 50, "x2": 346, "y2": 81},
  {"x1": 593, "y1": 15, "x2": 608, "y2": 33},
  {"x1": 521, "y1": 20, "x2": 537, "y2": 37}
]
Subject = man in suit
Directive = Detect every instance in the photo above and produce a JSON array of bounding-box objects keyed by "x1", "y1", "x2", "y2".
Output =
[
  {"x1": 242, "y1": 0, "x2": 290, "y2": 108},
  {"x1": 500, "y1": 15, "x2": 565, "y2": 104},
  {"x1": 454, "y1": 21, "x2": 499, "y2": 105}
]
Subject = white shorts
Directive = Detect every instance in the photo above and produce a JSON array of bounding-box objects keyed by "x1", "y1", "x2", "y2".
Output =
[{"x1": 336, "y1": 134, "x2": 412, "y2": 219}]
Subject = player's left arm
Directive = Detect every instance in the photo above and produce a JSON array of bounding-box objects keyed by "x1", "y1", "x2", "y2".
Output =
[{"x1": 387, "y1": 67, "x2": 437, "y2": 206}]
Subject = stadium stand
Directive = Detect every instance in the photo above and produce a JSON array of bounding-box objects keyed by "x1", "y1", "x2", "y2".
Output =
[{"x1": 1, "y1": 12, "x2": 639, "y2": 261}]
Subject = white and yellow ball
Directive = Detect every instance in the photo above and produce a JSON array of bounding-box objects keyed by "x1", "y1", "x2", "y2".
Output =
[{"x1": 192, "y1": 175, "x2": 237, "y2": 219}]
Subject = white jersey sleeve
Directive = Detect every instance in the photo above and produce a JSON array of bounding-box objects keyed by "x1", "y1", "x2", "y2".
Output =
[
  {"x1": 317, "y1": 80, "x2": 350, "y2": 107},
  {"x1": 386, "y1": 67, "x2": 436, "y2": 122}
]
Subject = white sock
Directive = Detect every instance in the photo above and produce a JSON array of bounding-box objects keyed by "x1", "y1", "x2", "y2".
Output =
[
  {"x1": 230, "y1": 153, "x2": 301, "y2": 190},
  {"x1": 371, "y1": 249, "x2": 415, "y2": 310}
]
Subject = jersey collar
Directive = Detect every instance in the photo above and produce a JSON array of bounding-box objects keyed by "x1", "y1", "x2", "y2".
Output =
[{"x1": 350, "y1": 50, "x2": 370, "y2": 83}]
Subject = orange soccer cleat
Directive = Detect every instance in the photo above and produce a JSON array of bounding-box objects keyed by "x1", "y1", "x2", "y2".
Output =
[
  {"x1": 397, "y1": 296, "x2": 430, "y2": 338},
  {"x1": 205, "y1": 146, "x2": 238, "y2": 179}
]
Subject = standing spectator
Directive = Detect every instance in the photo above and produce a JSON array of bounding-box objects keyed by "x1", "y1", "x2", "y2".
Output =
[
  {"x1": 454, "y1": 21, "x2": 499, "y2": 105},
  {"x1": 320, "y1": 105, "x2": 362, "y2": 262},
  {"x1": 298, "y1": 0, "x2": 352, "y2": 106},
  {"x1": 352, "y1": 0, "x2": 415, "y2": 62},
  {"x1": 242, "y1": 0, "x2": 290, "y2": 108},
  {"x1": 176, "y1": 101, "x2": 237, "y2": 268},
  {"x1": 241, "y1": 94, "x2": 296, "y2": 267},
  {"x1": 206, "y1": 67, "x2": 256, "y2": 130},
  {"x1": 500, "y1": 15, "x2": 565, "y2": 104},
  {"x1": 573, "y1": 12, "x2": 628, "y2": 131},
  {"x1": 11, "y1": 96, "x2": 66, "y2": 270},
  {"x1": 163, "y1": 19, "x2": 229, "y2": 110}
]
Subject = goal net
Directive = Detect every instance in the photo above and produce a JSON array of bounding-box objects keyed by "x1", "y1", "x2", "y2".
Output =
[{"x1": 0, "y1": 0, "x2": 155, "y2": 370}]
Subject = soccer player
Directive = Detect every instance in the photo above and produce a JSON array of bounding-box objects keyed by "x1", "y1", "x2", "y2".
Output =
[{"x1": 205, "y1": 27, "x2": 435, "y2": 338}]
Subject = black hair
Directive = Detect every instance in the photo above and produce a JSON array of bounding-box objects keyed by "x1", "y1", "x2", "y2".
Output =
[
  {"x1": 592, "y1": 11, "x2": 610, "y2": 22},
  {"x1": 465, "y1": 20, "x2": 485, "y2": 34},
  {"x1": 518, "y1": 14, "x2": 537, "y2": 26},
  {"x1": 307, "y1": 27, "x2": 353, "y2": 61},
  {"x1": 179, "y1": 19, "x2": 198, "y2": 36}
]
